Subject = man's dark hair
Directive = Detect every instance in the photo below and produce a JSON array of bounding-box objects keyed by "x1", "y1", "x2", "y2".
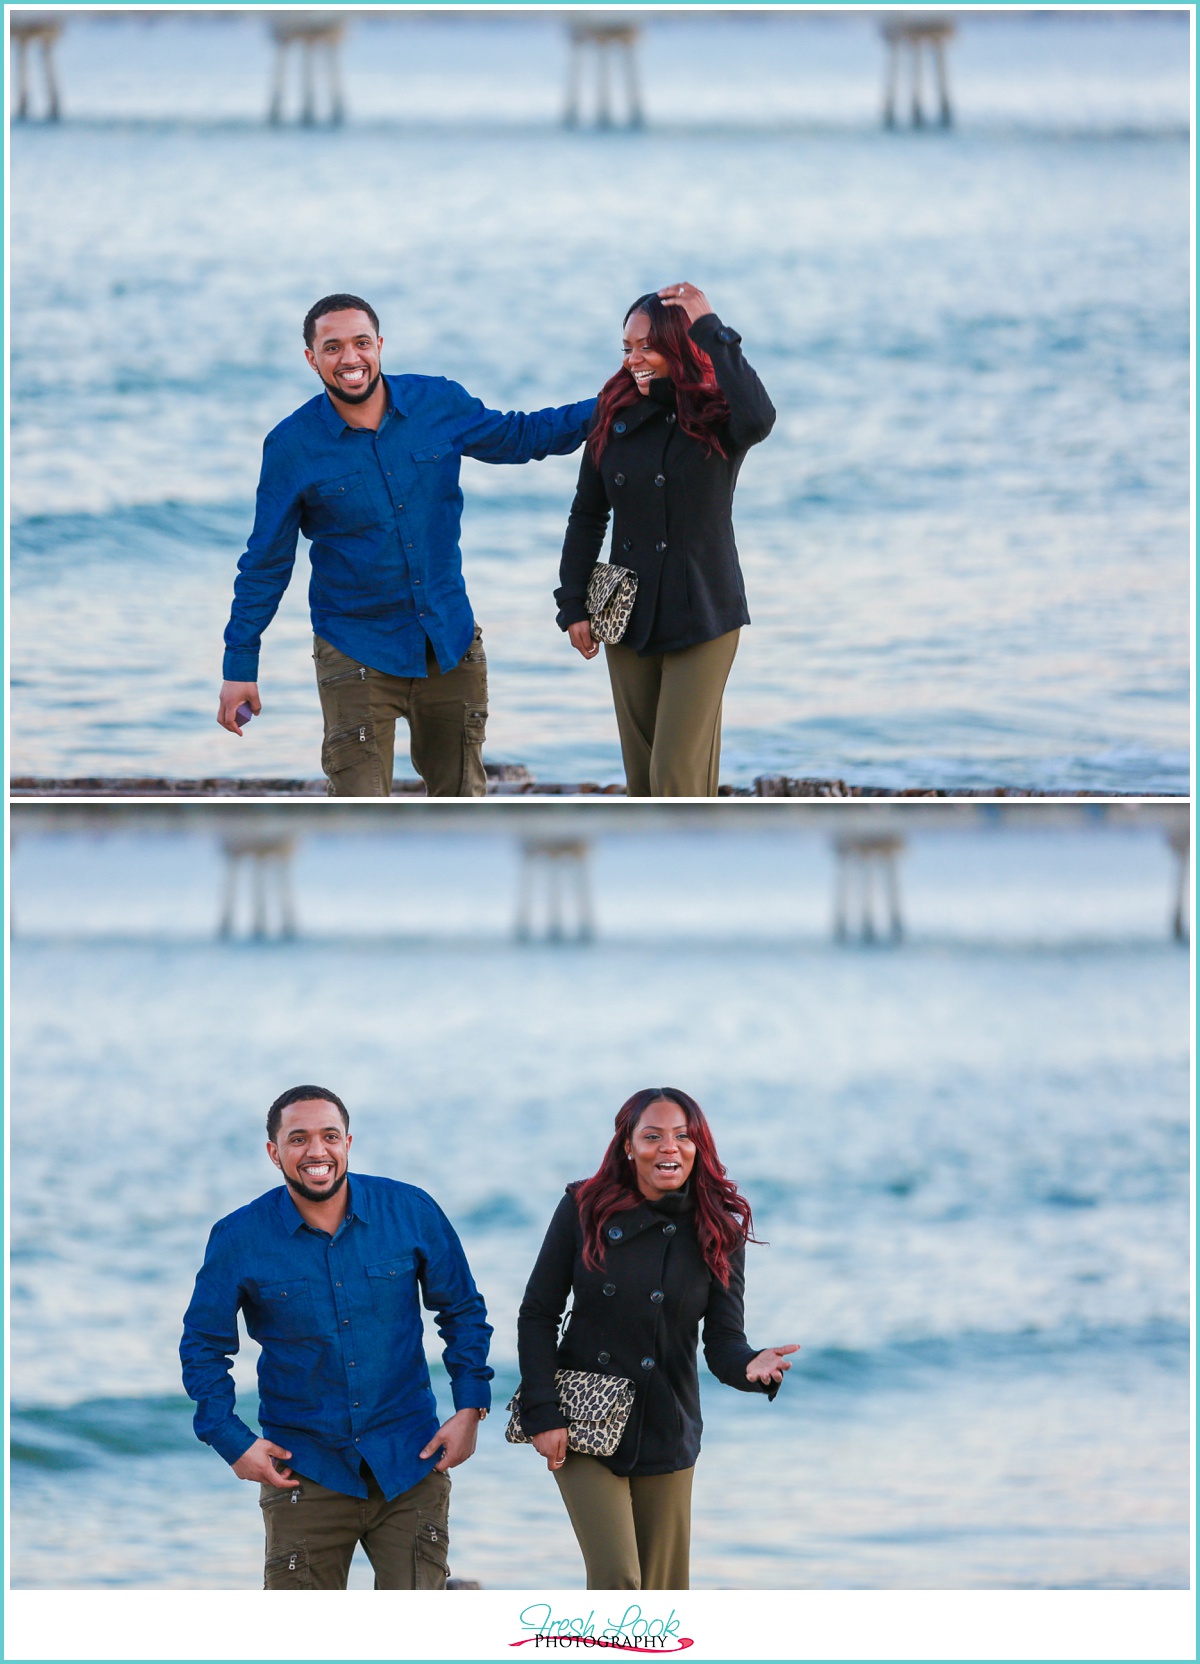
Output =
[
  {"x1": 303, "y1": 294, "x2": 380, "y2": 349},
  {"x1": 267, "y1": 1084, "x2": 350, "y2": 1143}
]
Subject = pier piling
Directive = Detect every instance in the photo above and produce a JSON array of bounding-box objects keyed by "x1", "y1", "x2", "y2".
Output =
[
  {"x1": 564, "y1": 21, "x2": 644, "y2": 130},
  {"x1": 515, "y1": 838, "x2": 594, "y2": 943},
  {"x1": 268, "y1": 15, "x2": 346, "y2": 127},
  {"x1": 834, "y1": 833, "x2": 906, "y2": 944},
  {"x1": 218, "y1": 834, "x2": 297, "y2": 941},
  {"x1": 881, "y1": 18, "x2": 955, "y2": 130},
  {"x1": 11, "y1": 16, "x2": 63, "y2": 122}
]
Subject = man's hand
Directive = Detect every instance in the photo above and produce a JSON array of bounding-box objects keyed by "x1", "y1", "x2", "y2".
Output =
[
  {"x1": 746, "y1": 1344, "x2": 800, "y2": 1386},
  {"x1": 567, "y1": 621, "x2": 599, "y2": 661},
  {"x1": 419, "y1": 1408, "x2": 481, "y2": 1473},
  {"x1": 530, "y1": 1428, "x2": 569, "y2": 1472},
  {"x1": 218, "y1": 681, "x2": 261, "y2": 735},
  {"x1": 232, "y1": 1437, "x2": 299, "y2": 1488}
]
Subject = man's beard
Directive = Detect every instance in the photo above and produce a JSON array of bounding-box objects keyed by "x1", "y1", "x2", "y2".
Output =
[
  {"x1": 320, "y1": 368, "x2": 381, "y2": 407},
  {"x1": 285, "y1": 1165, "x2": 349, "y2": 1204}
]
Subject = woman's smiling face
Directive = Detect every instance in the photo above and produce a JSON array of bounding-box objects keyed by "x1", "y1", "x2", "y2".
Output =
[
  {"x1": 622, "y1": 312, "x2": 670, "y2": 394},
  {"x1": 625, "y1": 1099, "x2": 696, "y2": 1199}
]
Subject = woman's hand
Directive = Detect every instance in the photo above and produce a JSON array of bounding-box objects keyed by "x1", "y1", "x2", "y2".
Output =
[
  {"x1": 531, "y1": 1428, "x2": 569, "y2": 1471},
  {"x1": 659, "y1": 281, "x2": 714, "y2": 326},
  {"x1": 568, "y1": 620, "x2": 600, "y2": 660},
  {"x1": 746, "y1": 1344, "x2": 800, "y2": 1386}
]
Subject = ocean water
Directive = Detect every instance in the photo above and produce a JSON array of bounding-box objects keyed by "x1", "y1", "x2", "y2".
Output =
[
  {"x1": 7, "y1": 11, "x2": 1191, "y2": 791},
  {"x1": 8, "y1": 820, "x2": 1191, "y2": 1588}
]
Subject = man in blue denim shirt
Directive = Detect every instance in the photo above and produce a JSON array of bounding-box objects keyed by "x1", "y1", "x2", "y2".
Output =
[
  {"x1": 181, "y1": 1084, "x2": 492, "y2": 1589},
  {"x1": 217, "y1": 294, "x2": 595, "y2": 796}
]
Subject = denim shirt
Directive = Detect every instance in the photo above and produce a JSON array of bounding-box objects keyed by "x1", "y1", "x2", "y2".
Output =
[
  {"x1": 180, "y1": 1174, "x2": 493, "y2": 1501},
  {"x1": 222, "y1": 375, "x2": 595, "y2": 682}
]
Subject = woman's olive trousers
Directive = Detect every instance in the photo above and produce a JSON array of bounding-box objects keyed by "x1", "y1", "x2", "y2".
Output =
[
  {"x1": 604, "y1": 629, "x2": 740, "y2": 797},
  {"x1": 553, "y1": 1452, "x2": 694, "y2": 1589}
]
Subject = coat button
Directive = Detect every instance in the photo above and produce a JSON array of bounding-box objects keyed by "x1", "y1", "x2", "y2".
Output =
[
  {"x1": 641, "y1": 1357, "x2": 656, "y2": 1371},
  {"x1": 598, "y1": 1350, "x2": 611, "y2": 1364},
  {"x1": 663, "y1": 1223, "x2": 676, "y2": 1236},
  {"x1": 654, "y1": 474, "x2": 665, "y2": 487},
  {"x1": 622, "y1": 538, "x2": 632, "y2": 551},
  {"x1": 655, "y1": 540, "x2": 667, "y2": 552},
  {"x1": 608, "y1": 1226, "x2": 623, "y2": 1241},
  {"x1": 603, "y1": 1283, "x2": 616, "y2": 1296},
  {"x1": 614, "y1": 473, "x2": 625, "y2": 486},
  {"x1": 614, "y1": 421, "x2": 626, "y2": 434},
  {"x1": 650, "y1": 1290, "x2": 664, "y2": 1304},
  {"x1": 666, "y1": 413, "x2": 676, "y2": 424}
]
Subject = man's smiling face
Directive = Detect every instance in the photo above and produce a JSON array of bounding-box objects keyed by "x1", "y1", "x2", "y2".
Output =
[
  {"x1": 305, "y1": 308, "x2": 383, "y2": 406},
  {"x1": 268, "y1": 1099, "x2": 352, "y2": 1204}
]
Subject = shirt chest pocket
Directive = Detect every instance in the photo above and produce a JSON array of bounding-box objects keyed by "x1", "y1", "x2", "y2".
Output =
[
  {"x1": 366, "y1": 1255, "x2": 416, "y2": 1322},
  {"x1": 411, "y1": 444, "x2": 459, "y2": 501},
  {"x1": 258, "y1": 1278, "x2": 321, "y2": 1339},
  {"x1": 306, "y1": 471, "x2": 376, "y2": 533}
]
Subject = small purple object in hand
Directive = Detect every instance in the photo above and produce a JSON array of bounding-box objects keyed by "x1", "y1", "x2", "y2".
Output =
[{"x1": 236, "y1": 702, "x2": 254, "y2": 725}]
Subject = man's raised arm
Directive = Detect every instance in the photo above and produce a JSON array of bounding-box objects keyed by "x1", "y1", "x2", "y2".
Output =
[{"x1": 453, "y1": 385, "x2": 596, "y2": 465}]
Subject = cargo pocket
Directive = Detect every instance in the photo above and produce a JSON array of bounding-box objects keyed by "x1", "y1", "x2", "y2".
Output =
[
  {"x1": 264, "y1": 1542, "x2": 315, "y2": 1590},
  {"x1": 321, "y1": 720, "x2": 381, "y2": 796},
  {"x1": 413, "y1": 1513, "x2": 449, "y2": 1589},
  {"x1": 464, "y1": 706, "x2": 487, "y2": 750}
]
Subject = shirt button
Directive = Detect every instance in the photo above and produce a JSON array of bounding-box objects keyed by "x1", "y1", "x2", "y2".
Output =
[
  {"x1": 641, "y1": 1357, "x2": 656, "y2": 1371},
  {"x1": 650, "y1": 1290, "x2": 664, "y2": 1304},
  {"x1": 654, "y1": 474, "x2": 665, "y2": 487},
  {"x1": 655, "y1": 540, "x2": 667, "y2": 552},
  {"x1": 406, "y1": 543, "x2": 413, "y2": 549},
  {"x1": 349, "y1": 1361, "x2": 356, "y2": 1367},
  {"x1": 663, "y1": 1223, "x2": 677, "y2": 1236},
  {"x1": 335, "y1": 1282, "x2": 342, "y2": 1288},
  {"x1": 602, "y1": 1283, "x2": 616, "y2": 1296},
  {"x1": 343, "y1": 1319, "x2": 349, "y2": 1325},
  {"x1": 614, "y1": 473, "x2": 625, "y2": 486},
  {"x1": 397, "y1": 503, "x2": 403, "y2": 509},
  {"x1": 353, "y1": 1401, "x2": 360, "y2": 1407},
  {"x1": 597, "y1": 1351, "x2": 610, "y2": 1364}
]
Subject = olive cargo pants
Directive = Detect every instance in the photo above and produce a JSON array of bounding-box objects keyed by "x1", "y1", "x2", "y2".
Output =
[
  {"x1": 314, "y1": 630, "x2": 488, "y2": 798},
  {"x1": 260, "y1": 1466, "x2": 451, "y2": 1590}
]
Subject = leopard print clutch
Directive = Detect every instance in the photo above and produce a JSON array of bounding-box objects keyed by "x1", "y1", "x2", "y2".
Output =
[
  {"x1": 585, "y1": 562, "x2": 638, "y2": 645},
  {"x1": 505, "y1": 1369, "x2": 636, "y2": 1458}
]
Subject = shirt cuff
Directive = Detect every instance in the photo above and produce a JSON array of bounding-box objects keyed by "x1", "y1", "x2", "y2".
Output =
[
  {"x1": 450, "y1": 1381, "x2": 492, "y2": 1414},
  {"x1": 209, "y1": 1416, "x2": 260, "y2": 1467},
  {"x1": 222, "y1": 648, "x2": 260, "y2": 683}
]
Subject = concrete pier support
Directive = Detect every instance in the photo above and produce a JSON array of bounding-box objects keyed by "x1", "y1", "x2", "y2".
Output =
[
  {"x1": 834, "y1": 833, "x2": 905, "y2": 944},
  {"x1": 564, "y1": 21, "x2": 644, "y2": 130},
  {"x1": 218, "y1": 834, "x2": 297, "y2": 941},
  {"x1": 1167, "y1": 826, "x2": 1189, "y2": 942},
  {"x1": 882, "y1": 19, "x2": 955, "y2": 130},
  {"x1": 12, "y1": 17, "x2": 63, "y2": 122},
  {"x1": 268, "y1": 15, "x2": 346, "y2": 127},
  {"x1": 516, "y1": 838, "x2": 594, "y2": 943}
]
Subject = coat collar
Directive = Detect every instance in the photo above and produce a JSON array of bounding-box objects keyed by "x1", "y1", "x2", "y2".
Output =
[
  {"x1": 601, "y1": 1193, "x2": 690, "y2": 1245},
  {"x1": 609, "y1": 393, "x2": 671, "y2": 439}
]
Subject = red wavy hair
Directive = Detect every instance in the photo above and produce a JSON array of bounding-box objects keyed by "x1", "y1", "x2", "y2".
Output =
[
  {"x1": 587, "y1": 293, "x2": 731, "y2": 465},
  {"x1": 575, "y1": 1088, "x2": 756, "y2": 1287}
]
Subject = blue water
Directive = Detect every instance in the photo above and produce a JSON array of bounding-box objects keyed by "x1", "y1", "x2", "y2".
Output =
[
  {"x1": 8, "y1": 818, "x2": 1190, "y2": 1587},
  {"x1": 7, "y1": 12, "x2": 1191, "y2": 790}
]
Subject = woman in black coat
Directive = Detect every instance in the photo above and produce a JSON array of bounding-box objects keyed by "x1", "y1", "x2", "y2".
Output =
[
  {"x1": 555, "y1": 283, "x2": 775, "y2": 797},
  {"x1": 515, "y1": 1088, "x2": 798, "y2": 1590}
]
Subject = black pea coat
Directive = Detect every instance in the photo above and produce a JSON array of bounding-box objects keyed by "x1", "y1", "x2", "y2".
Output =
[
  {"x1": 555, "y1": 313, "x2": 776, "y2": 657},
  {"x1": 516, "y1": 1185, "x2": 776, "y2": 1477}
]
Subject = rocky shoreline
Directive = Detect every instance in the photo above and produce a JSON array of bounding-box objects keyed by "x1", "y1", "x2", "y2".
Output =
[{"x1": 9, "y1": 773, "x2": 1165, "y2": 799}]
